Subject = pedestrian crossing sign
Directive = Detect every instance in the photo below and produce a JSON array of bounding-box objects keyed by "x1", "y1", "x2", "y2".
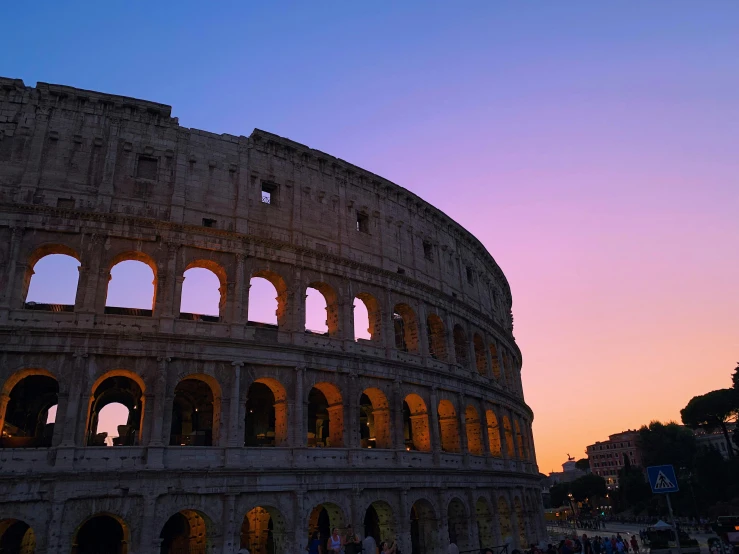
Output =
[{"x1": 647, "y1": 465, "x2": 679, "y2": 494}]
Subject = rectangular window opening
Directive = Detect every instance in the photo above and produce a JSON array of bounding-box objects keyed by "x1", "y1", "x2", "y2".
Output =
[
  {"x1": 423, "y1": 241, "x2": 434, "y2": 261},
  {"x1": 466, "y1": 266, "x2": 474, "y2": 284},
  {"x1": 136, "y1": 155, "x2": 158, "y2": 180},
  {"x1": 57, "y1": 198, "x2": 75, "y2": 209},
  {"x1": 261, "y1": 182, "x2": 277, "y2": 205},
  {"x1": 202, "y1": 218, "x2": 217, "y2": 228},
  {"x1": 356, "y1": 212, "x2": 369, "y2": 233}
]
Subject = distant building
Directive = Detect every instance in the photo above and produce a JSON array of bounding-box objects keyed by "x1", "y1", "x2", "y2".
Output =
[
  {"x1": 542, "y1": 456, "x2": 585, "y2": 508},
  {"x1": 695, "y1": 423, "x2": 736, "y2": 459},
  {"x1": 586, "y1": 430, "x2": 641, "y2": 488}
]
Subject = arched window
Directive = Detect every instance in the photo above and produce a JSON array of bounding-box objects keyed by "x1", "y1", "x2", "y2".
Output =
[
  {"x1": 453, "y1": 325, "x2": 468, "y2": 366},
  {"x1": 403, "y1": 394, "x2": 431, "y2": 452},
  {"x1": 503, "y1": 415, "x2": 515, "y2": 458},
  {"x1": 473, "y1": 334, "x2": 487, "y2": 376},
  {"x1": 305, "y1": 282, "x2": 338, "y2": 336},
  {"x1": 180, "y1": 264, "x2": 224, "y2": 320},
  {"x1": 1, "y1": 372, "x2": 58, "y2": 448},
  {"x1": 410, "y1": 500, "x2": 439, "y2": 554},
  {"x1": 244, "y1": 378, "x2": 287, "y2": 447},
  {"x1": 170, "y1": 377, "x2": 217, "y2": 446},
  {"x1": 465, "y1": 405, "x2": 483, "y2": 456},
  {"x1": 476, "y1": 498, "x2": 495, "y2": 549},
  {"x1": 426, "y1": 314, "x2": 447, "y2": 360},
  {"x1": 75, "y1": 514, "x2": 127, "y2": 554},
  {"x1": 489, "y1": 343, "x2": 502, "y2": 381},
  {"x1": 359, "y1": 388, "x2": 391, "y2": 449},
  {"x1": 393, "y1": 304, "x2": 419, "y2": 353},
  {"x1": 160, "y1": 510, "x2": 210, "y2": 554},
  {"x1": 354, "y1": 293, "x2": 380, "y2": 341},
  {"x1": 307, "y1": 383, "x2": 343, "y2": 448},
  {"x1": 24, "y1": 250, "x2": 80, "y2": 311},
  {"x1": 86, "y1": 374, "x2": 144, "y2": 447},
  {"x1": 437, "y1": 400, "x2": 461, "y2": 453},
  {"x1": 363, "y1": 501, "x2": 395, "y2": 546},
  {"x1": 241, "y1": 506, "x2": 287, "y2": 554},
  {"x1": 248, "y1": 271, "x2": 287, "y2": 329},
  {"x1": 105, "y1": 256, "x2": 156, "y2": 315},
  {"x1": 485, "y1": 409, "x2": 502, "y2": 457},
  {"x1": 308, "y1": 503, "x2": 346, "y2": 553}
]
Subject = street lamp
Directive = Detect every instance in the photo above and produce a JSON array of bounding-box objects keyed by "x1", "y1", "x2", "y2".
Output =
[{"x1": 568, "y1": 493, "x2": 578, "y2": 538}]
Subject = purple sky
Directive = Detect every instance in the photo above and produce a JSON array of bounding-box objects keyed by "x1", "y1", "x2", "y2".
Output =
[{"x1": 9, "y1": 1, "x2": 739, "y2": 470}]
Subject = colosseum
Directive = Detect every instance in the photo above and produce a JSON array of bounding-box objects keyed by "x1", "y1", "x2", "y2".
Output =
[{"x1": 0, "y1": 77, "x2": 545, "y2": 554}]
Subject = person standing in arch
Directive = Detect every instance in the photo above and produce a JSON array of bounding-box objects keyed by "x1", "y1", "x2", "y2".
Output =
[
  {"x1": 328, "y1": 528, "x2": 344, "y2": 554},
  {"x1": 345, "y1": 525, "x2": 362, "y2": 554}
]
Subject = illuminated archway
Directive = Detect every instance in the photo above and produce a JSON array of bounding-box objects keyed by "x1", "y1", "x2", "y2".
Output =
[
  {"x1": 240, "y1": 506, "x2": 287, "y2": 554},
  {"x1": 465, "y1": 405, "x2": 483, "y2": 456},
  {"x1": 86, "y1": 373, "x2": 144, "y2": 447},
  {"x1": 305, "y1": 282, "x2": 338, "y2": 337},
  {"x1": 0, "y1": 518, "x2": 36, "y2": 554},
  {"x1": 410, "y1": 499, "x2": 439, "y2": 554},
  {"x1": 354, "y1": 293, "x2": 380, "y2": 341},
  {"x1": 307, "y1": 383, "x2": 343, "y2": 448},
  {"x1": 426, "y1": 314, "x2": 447, "y2": 360},
  {"x1": 503, "y1": 416, "x2": 515, "y2": 458},
  {"x1": 160, "y1": 510, "x2": 210, "y2": 554},
  {"x1": 393, "y1": 304, "x2": 419, "y2": 353},
  {"x1": 359, "y1": 388, "x2": 391, "y2": 449},
  {"x1": 489, "y1": 344, "x2": 501, "y2": 381},
  {"x1": 485, "y1": 410, "x2": 502, "y2": 457},
  {"x1": 245, "y1": 378, "x2": 287, "y2": 447},
  {"x1": 249, "y1": 270, "x2": 288, "y2": 328},
  {"x1": 403, "y1": 394, "x2": 431, "y2": 452},
  {"x1": 437, "y1": 400, "x2": 461, "y2": 453},
  {"x1": 307, "y1": 503, "x2": 345, "y2": 553},
  {"x1": 1, "y1": 371, "x2": 58, "y2": 448},
  {"x1": 448, "y1": 498, "x2": 471, "y2": 551},
  {"x1": 363, "y1": 501, "x2": 395, "y2": 545},
  {"x1": 497, "y1": 497, "x2": 512, "y2": 544},
  {"x1": 476, "y1": 497, "x2": 495, "y2": 549}
]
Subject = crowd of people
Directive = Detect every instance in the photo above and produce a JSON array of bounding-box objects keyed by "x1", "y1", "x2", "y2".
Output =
[
  {"x1": 525, "y1": 534, "x2": 640, "y2": 554},
  {"x1": 304, "y1": 525, "x2": 399, "y2": 554}
]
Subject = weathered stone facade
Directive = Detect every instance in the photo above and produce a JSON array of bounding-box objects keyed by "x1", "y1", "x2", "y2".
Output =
[{"x1": 0, "y1": 78, "x2": 545, "y2": 554}]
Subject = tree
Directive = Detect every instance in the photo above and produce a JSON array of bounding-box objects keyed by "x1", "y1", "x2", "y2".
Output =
[
  {"x1": 733, "y1": 362, "x2": 739, "y2": 390},
  {"x1": 575, "y1": 458, "x2": 591, "y2": 472},
  {"x1": 550, "y1": 482, "x2": 570, "y2": 508},
  {"x1": 638, "y1": 421, "x2": 697, "y2": 468},
  {"x1": 570, "y1": 474, "x2": 607, "y2": 502},
  {"x1": 681, "y1": 389, "x2": 739, "y2": 458}
]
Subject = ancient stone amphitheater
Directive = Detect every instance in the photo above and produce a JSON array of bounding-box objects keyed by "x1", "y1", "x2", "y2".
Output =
[{"x1": 0, "y1": 78, "x2": 544, "y2": 554}]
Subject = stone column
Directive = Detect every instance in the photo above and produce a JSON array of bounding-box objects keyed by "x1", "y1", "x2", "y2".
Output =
[
  {"x1": 490, "y1": 491, "x2": 504, "y2": 547},
  {"x1": 392, "y1": 379, "x2": 405, "y2": 450},
  {"x1": 16, "y1": 107, "x2": 51, "y2": 203},
  {"x1": 222, "y1": 493, "x2": 238, "y2": 553},
  {"x1": 484, "y1": 339, "x2": 494, "y2": 380},
  {"x1": 0, "y1": 227, "x2": 23, "y2": 320},
  {"x1": 95, "y1": 120, "x2": 120, "y2": 211},
  {"x1": 417, "y1": 302, "x2": 430, "y2": 362},
  {"x1": 45, "y1": 502, "x2": 65, "y2": 554},
  {"x1": 228, "y1": 362, "x2": 244, "y2": 447},
  {"x1": 147, "y1": 356, "x2": 169, "y2": 469},
  {"x1": 467, "y1": 326, "x2": 478, "y2": 375},
  {"x1": 0, "y1": 392, "x2": 10, "y2": 440},
  {"x1": 466, "y1": 489, "x2": 481, "y2": 551},
  {"x1": 429, "y1": 387, "x2": 441, "y2": 463},
  {"x1": 477, "y1": 398, "x2": 492, "y2": 463},
  {"x1": 458, "y1": 393, "x2": 469, "y2": 459},
  {"x1": 138, "y1": 495, "x2": 158, "y2": 554},
  {"x1": 230, "y1": 253, "x2": 247, "y2": 328},
  {"x1": 397, "y1": 488, "x2": 412, "y2": 554},
  {"x1": 508, "y1": 490, "x2": 522, "y2": 550},
  {"x1": 293, "y1": 488, "x2": 307, "y2": 554},
  {"x1": 445, "y1": 314, "x2": 457, "y2": 367},
  {"x1": 291, "y1": 366, "x2": 306, "y2": 448},
  {"x1": 381, "y1": 288, "x2": 395, "y2": 354},
  {"x1": 59, "y1": 352, "x2": 88, "y2": 447},
  {"x1": 340, "y1": 279, "x2": 355, "y2": 344},
  {"x1": 347, "y1": 373, "x2": 359, "y2": 450}
]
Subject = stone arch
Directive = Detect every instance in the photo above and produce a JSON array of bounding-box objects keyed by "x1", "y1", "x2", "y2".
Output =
[
  {"x1": 72, "y1": 512, "x2": 129, "y2": 554},
  {"x1": 307, "y1": 382, "x2": 344, "y2": 447},
  {"x1": 363, "y1": 500, "x2": 396, "y2": 545},
  {"x1": 0, "y1": 518, "x2": 36, "y2": 554},
  {"x1": 465, "y1": 404, "x2": 483, "y2": 456},
  {"x1": 249, "y1": 269, "x2": 288, "y2": 328},
  {"x1": 476, "y1": 497, "x2": 495, "y2": 549},
  {"x1": 426, "y1": 313, "x2": 447, "y2": 360},
  {"x1": 240, "y1": 505, "x2": 288, "y2": 554},
  {"x1": 245, "y1": 377, "x2": 288, "y2": 447},
  {"x1": 359, "y1": 387, "x2": 392, "y2": 449},
  {"x1": 307, "y1": 502, "x2": 346, "y2": 552},
  {"x1": 514, "y1": 419, "x2": 527, "y2": 460},
  {"x1": 105, "y1": 251, "x2": 158, "y2": 312},
  {"x1": 513, "y1": 496, "x2": 527, "y2": 547},
  {"x1": 305, "y1": 281, "x2": 339, "y2": 337},
  {"x1": 403, "y1": 393, "x2": 431, "y2": 452},
  {"x1": 489, "y1": 344, "x2": 501, "y2": 381},
  {"x1": 23, "y1": 244, "x2": 81, "y2": 308},
  {"x1": 485, "y1": 410, "x2": 502, "y2": 457},
  {"x1": 0, "y1": 369, "x2": 58, "y2": 448},
  {"x1": 393, "y1": 303, "x2": 419, "y2": 353},
  {"x1": 170, "y1": 374, "x2": 221, "y2": 446},
  {"x1": 453, "y1": 325, "x2": 468, "y2": 366},
  {"x1": 502, "y1": 416, "x2": 515, "y2": 458},
  {"x1": 85, "y1": 370, "x2": 145, "y2": 446},
  {"x1": 354, "y1": 292, "x2": 381, "y2": 341},
  {"x1": 497, "y1": 496, "x2": 512, "y2": 544},
  {"x1": 160, "y1": 509, "x2": 213, "y2": 554},
  {"x1": 474, "y1": 334, "x2": 487, "y2": 376},
  {"x1": 500, "y1": 351, "x2": 512, "y2": 387},
  {"x1": 437, "y1": 399, "x2": 461, "y2": 453},
  {"x1": 410, "y1": 498, "x2": 440, "y2": 554},
  {"x1": 447, "y1": 497, "x2": 472, "y2": 551},
  {"x1": 181, "y1": 259, "x2": 228, "y2": 319}
]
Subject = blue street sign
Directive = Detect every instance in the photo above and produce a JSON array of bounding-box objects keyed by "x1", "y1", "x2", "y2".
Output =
[{"x1": 647, "y1": 465, "x2": 680, "y2": 494}]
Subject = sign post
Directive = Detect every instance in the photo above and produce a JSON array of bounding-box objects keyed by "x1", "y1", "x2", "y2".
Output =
[{"x1": 647, "y1": 465, "x2": 681, "y2": 554}]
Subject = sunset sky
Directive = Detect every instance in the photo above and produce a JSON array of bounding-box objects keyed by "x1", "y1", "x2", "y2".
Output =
[{"x1": 7, "y1": 2, "x2": 739, "y2": 471}]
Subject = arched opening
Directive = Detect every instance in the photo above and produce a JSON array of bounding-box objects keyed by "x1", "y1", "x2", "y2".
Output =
[
  {"x1": 24, "y1": 249, "x2": 80, "y2": 311},
  {"x1": 1, "y1": 373, "x2": 58, "y2": 448},
  {"x1": 437, "y1": 400, "x2": 461, "y2": 453},
  {"x1": 180, "y1": 263, "x2": 225, "y2": 321},
  {"x1": 354, "y1": 293, "x2": 380, "y2": 341},
  {"x1": 105, "y1": 254, "x2": 157, "y2": 315},
  {"x1": 86, "y1": 374, "x2": 144, "y2": 447},
  {"x1": 426, "y1": 314, "x2": 447, "y2": 361},
  {"x1": 410, "y1": 499, "x2": 439, "y2": 554},
  {"x1": 160, "y1": 510, "x2": 208, "y2": 554},
  {"x1": 363, "y1": 501, "x2": 395, "y2": 546},
  {"x1": 308, "y1": 503, "x2": 345, "y2": 554},
  {"x1": 245, "y1": 379, "x2": 287, "y2": 447},
  {"x1": 305, "y1": 282, "x2": 338, "y2": 337},
  {"x1": 73, "y1": 514, "x2": 127, "y2": 554},
  {"x1": 503, "y1": 416, "x2": 515, "y2": 458},
  {"x1": 0, "y1": 518, "x2": 36, "y2": 554},
  {"x1": 359, "y1": 388, "x2": 392, "y2": 449},
  {"x1": 473, "y1": 334, "x2": 487, "y2": 376},
  {"x1": 248, "y1": 271, "x2": 287, "y2": 329},
  {"x1": 170, "y1": 378, "x2": 216, "y2": 446},
  {"x1": 393, "y1": 304, "x2": 419, "y2": 353},
  {"x1": 489, "y1": 344, "x2": 501, "y2": 381},
  {"x1": 485, "y1": 410, "x2": 502, "y2": 457},
  {"x1": 448, "y1": 498, "x2": 471, "y2": 552},
  {"x1": 514, "y1": 419, "x2": 526, "y2": 460},
  {"x1": 465, "y1": 405, "x2": 483, "y2": 456},
  {"x1": 307, "y1": 383, "x2": 343, "y2": 448},
  {"x1": 241, "y1": 506, "x2": 287, "y2": 554},
  {"x1": 453, "y1": 325, "x2": 468, "y2": 366},
  {"x1": 497, "y1": 497, "x2": 512, "y2": 544},
  {"x1": 513, "y1": 497, "x2": 528, "y2": 547},
  {"x1": 476, "y1": 498, "x2": 495, "y2": 550},
  {"x1": 403, "y1": 394, "x2": 431, "y2": 452}
]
